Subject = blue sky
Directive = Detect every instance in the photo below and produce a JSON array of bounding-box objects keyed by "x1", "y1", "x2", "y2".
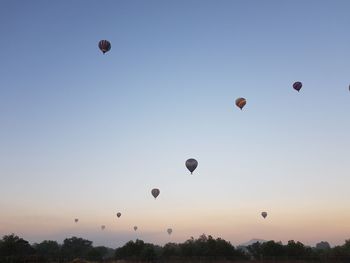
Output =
[{"x1": 0, "y1": 0, "x2": 350, "y2": 247}]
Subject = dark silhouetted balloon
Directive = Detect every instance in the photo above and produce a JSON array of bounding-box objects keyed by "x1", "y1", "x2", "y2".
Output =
[
  {"x1": 74, "y1": 218, "x2": 79, "y2": 223},
  {"x1": 235, "y1": 98, "x2": 246, "y2": 110},
  {"x1": 134, "y1": 226, "x2": 138, "y2": 231},
  {"x1": 151, "y1": 188, "x2": 160, "y2": 199},
  {"x1": 261, "y1": 212, "x2": 268, "y2": 219},
  {"x1": 167, "y1": 228, "x2": 172, "y2": 235},
  {"x1": 117, "y1": 212, "x2": 121, "y2": 218},
  {"x1": 185, "y1": 158, "x2": 198, "y2": 174},
  {"x1": 98, "y1": 40, "x2": 111, "y2": 54},
  {"x1": 101, "y1": 225, "x2": 106, "y2": 230},
  {"x1": 293, "y1": 81, "x2": 302, "y2": 92}
]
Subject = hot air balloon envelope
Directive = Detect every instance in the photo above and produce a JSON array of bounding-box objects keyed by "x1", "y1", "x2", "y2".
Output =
[
  {"x1": 185, "y1": 158, "x2": 198, "y2": 174},
  {"x1": 98, "y1": 40, "x2": 111, "y2": 54},
  {"x1": 151, "y1": 188, "x2": 160, "y2": 199},
  {"x1": 293, "y1": 81, "x2": 302, "y2": 92},
  {"x1": 235, "y1": 98, "x2": 246, "y2": 110}
]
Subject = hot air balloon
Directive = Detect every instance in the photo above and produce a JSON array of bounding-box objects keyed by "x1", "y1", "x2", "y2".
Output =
[
  {"x1": 74, "y1": 218, "x2": 79, "y2": 223},
  {"x1": 98, "y1": 40, "x2": 111, "y2": 54},
  {"x1": 101, "y1": 225, "x2": 106, "y2": 230},
  {"x1": 151, "y1": 188, "x2": 160, "y2": 199},
  {"x1": 167, "y1": 228, "x2": 172, "y2": 235},
  {"x1": 261, "y1": 212, "x2": 267, "y2": 219},
  {"x1": 185, "y1": 158, "x2": 198, "y2": 174},
  {"x1": 134, "y1": 226, "x2": 138, "y2": 231},
  {"x1": 293, "y1": 81, "x2": 302, "y2": 92},
  {"x1": 117, "y1": 212, "x2": 121, "y2": 218},
  {"x1": 235, "y1": 98, "x2": 246, "y2": 110}
]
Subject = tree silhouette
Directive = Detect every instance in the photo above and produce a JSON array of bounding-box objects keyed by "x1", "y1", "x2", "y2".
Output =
[
  {"x1": 61, "y1": 237, "x2": 93, "y2": 261},
  {"x1": 33, "y1": 240, "x2": 60, "y2": 262}
]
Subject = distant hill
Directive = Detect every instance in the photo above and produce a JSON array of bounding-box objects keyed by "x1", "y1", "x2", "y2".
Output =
[
  {"x1": 236, "y1": 239, "x2": 267, "y2": 254},
  {"x1": 239, "y1": 238, "x2": 267, "y2": 247}
]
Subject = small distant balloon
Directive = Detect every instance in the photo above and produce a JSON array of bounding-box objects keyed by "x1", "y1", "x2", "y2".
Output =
[
  {"x1": 261, "y1": 212, "x2": 268, "y2": 219},
  {"x1": 116, "y1": 212, "x2": 121, "y2": 218},
  {"x1": 151, "y1": 188, "x2": 160, "y2": 199},
  {"x1": 98, "y1": 40, "x2": 111, "y2": 54},
  {"x1": 74, "y1": 218, "x2": 79, "y2": 223},
  {"x1": 235, "y1": 98, "x2": 246, "y2": 110},
  {"x1": 185, "y1": 158, "x2": 198, "y2": 174},
  {"x1": 134, "y1": 226, "x2": 138, "y2": 231},
  {"x1": 101, "y1": 225, "x2": 106, "y2": 230},
  {"x1": 293, "y1": 81, "x2": 302, "y2": 92},
  {"x1": 167, "y1": 228, "x2": 173, "y2": 235}
]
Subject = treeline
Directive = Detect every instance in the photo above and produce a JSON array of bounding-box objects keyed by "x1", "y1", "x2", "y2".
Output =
[
  {"x1": 245, "y1": 239, "x2": 350, "y2": 261},
  {"x1": 115, "y1": 235, "x2": 246, "y2": 261},
  {"x1": 1, "y1": 233, "x2": 350, "y2": 263},
  {"x1": 0, "y1": 234, "x2": 114, "y2": 263},
  {"x1": 115, "y1": 235, "x2": 350, "y2": 262}
]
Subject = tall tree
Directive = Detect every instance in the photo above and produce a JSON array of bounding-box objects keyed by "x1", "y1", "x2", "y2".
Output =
[
  {"x1": 61, "y1": 237, "x2": 93, "y2": 260},
  {"x1": 0, "y1": 234, "x2": 33, "y2": 257},
  {"x1": 33, "y1": 240, "x2": 60, "y2": 261}
]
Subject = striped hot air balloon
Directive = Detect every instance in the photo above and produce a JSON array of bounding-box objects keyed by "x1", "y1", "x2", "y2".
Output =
[{"x1": 98, "y1": 40, "x2": 111, "y2": 54}]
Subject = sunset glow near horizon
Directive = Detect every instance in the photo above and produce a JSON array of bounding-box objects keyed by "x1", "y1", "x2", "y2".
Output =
[{"x1": 0, "y1": 0, "x2": 350, "y2": 248}]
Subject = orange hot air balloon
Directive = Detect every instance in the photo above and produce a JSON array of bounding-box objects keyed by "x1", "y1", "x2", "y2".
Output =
[{"x1": 235, "y1": 98, "x2": 246, "y2": 110}]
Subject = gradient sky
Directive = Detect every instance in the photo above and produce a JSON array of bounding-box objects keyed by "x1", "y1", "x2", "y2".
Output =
[{"x1": 1, "y1": 0, "x2": 350, "y2": 248}]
